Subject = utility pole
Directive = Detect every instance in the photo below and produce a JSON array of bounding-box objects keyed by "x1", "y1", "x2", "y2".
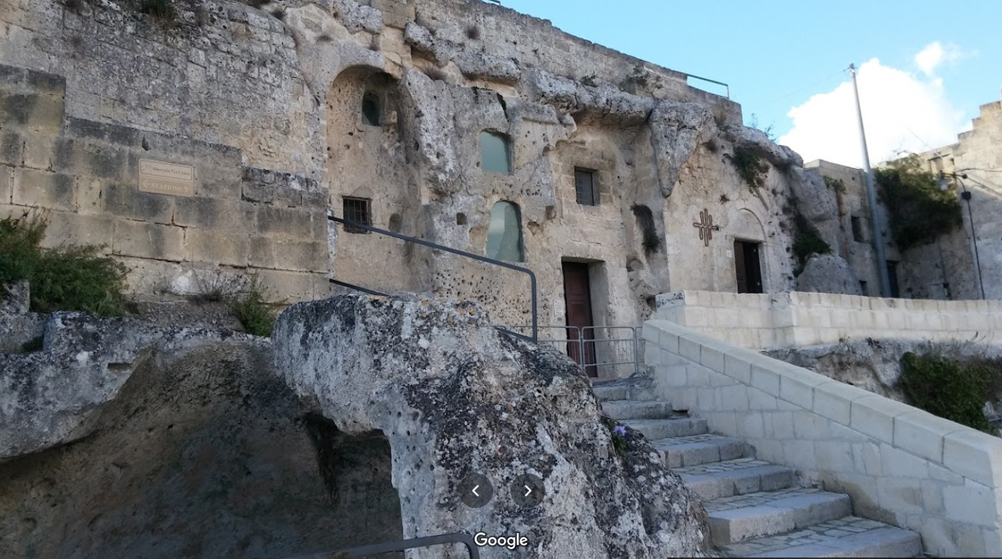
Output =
[{"x1": 849, "y1": 63, "x2": 892, "y2": 297}]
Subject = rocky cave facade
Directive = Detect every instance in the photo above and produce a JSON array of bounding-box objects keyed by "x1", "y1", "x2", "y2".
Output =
[{"x1": 0, "y1": 0, "x2": 858, "y2": 381}]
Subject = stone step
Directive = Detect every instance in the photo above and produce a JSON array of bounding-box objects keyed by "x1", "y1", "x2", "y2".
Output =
[
  {"x1": 704, "y1": 488, "x2": 852, "y2": 545},
  {"x1": 591, "y1": 379, "x2": 657, "y2": 402},
  {"x1": 622, "y1": 417, "x2": 708, "y2": 440},
  {"x1": 601, "y1": 400, "x2": 673, "y2": 420},
  {"x1": 652, "y1": 433, "x2": 753, "y2": 468},
  {"x1": 593, "y1": 384, "x2": 629, "y2": 402},
  {"x1": 718, "y1": 516, "x2": 923, "y2": 557},
  {"x1": 676, "y1": 459, "x2": 795, "y2": 501}
]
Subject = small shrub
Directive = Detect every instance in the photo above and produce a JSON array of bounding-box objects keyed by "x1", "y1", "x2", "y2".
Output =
[
  {"x1": 729, "y1": 146, "x2": 768, "y2": 188},
  {"x1": 631, "y1": 204, "x2": 660, "y2": 256},
  {"x1": 875, "y1": 154, "x2": 962, "y2": 250},
  {"x1": 628, "y1": 64, "x2": 649, "y2": 87},
  {"x1": 719, "y1": 194, "x2": 730, "y2": 203},
  {"x1": 900, "y1": 352, "x2": 1002, "y2": 433},
  {"x1": 0, "y1": 214, "x2": 129, "y2": 316},
  {"x1": 231, "y1": 277, "x2": 278, "y2": 337},
  {"x1": 139, "y1": 0, "x2": 177, "y2": 22},
  {"x1": 580, "y1": 74, "x2": 597, "y2": 87},
  {"x1": 791, "y1": 211, "x2": 831, "y2": 272},
  {"x1": 601, "y1": 417, "x2": 628, "y2": 458},
  {"x1": 823, "y1": 175, "x2": 846, "y2": 194},
  {"x1": 712, "y1": 107, "x2": 728, "y2": 128},
  {"x1": 465, "y1": 24, "x2": 480, "y2": 40},
  {"x1": 317, "y1": 33, "x2": 333, "y2": 43}
]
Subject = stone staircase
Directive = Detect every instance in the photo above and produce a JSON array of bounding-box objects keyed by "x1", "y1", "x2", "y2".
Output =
[{"x1": 593, "y1": 380, "x2": 924, "y2": 558}]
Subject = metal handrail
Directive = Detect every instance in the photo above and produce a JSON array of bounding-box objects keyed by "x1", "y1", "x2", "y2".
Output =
[
  {"x1": 513, "y1": 324, "x2": 642, "y2": 376},
  {"x1": 328, "y1": 216, "x2": 538, "y2": 343},
  {"x1": 684, "y1": 72, "x2": 730, "y2": 98},
  {"x1": 283, "y1": 532, "x2": 480, "y2": 559}
]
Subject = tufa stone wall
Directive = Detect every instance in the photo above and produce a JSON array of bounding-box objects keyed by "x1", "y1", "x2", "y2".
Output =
[
  {"x1": 2, "y1": 0, "x2": 830, "y2": 363},
  {"x1": 0, "y1": 63, "x2": 331, "y2": 302},
  {"x1": 908, "y1": 95, "x2": 1002, "y2": 300}
]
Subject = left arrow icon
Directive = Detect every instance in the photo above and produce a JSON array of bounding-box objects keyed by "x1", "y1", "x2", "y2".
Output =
[{"x1": 472, "y1": 485, "x2": 480, "y2": 497}]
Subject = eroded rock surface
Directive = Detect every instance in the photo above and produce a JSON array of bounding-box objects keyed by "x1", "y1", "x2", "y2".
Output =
[
  {"x1": 274, "y1": 294, "x2": 711, "y2": 558},
  {"x1": 0, "y1": 310, "x2": 402, "y2": 559},
  {"x1": 795, "y1": 254, "x2": 863, "y2": 296}
]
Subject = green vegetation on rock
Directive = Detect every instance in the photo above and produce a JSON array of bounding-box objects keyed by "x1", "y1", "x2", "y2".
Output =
[
  {"x1": 901, "y1": 352, "x2": 1002, "y2": 433},
  {"x1": 875, "y1": 155, "x2": 962, "y2": 250},
  {"x1": 0, "y1": 214, "x2": 129, "y2": 316}
]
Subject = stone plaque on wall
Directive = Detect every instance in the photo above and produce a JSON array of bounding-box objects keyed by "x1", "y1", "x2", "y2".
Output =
[{"x1": 139, "y1": 159, "x2": 195, "y2": 197}]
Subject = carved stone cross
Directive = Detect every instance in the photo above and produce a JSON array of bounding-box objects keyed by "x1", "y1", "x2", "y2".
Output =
[{"x1": 692, "y1": 209, "x2": 720, "y2": 247}]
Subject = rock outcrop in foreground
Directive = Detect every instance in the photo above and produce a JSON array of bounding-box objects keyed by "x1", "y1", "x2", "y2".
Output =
[{"x1": 275, "y1": 295, "x2": 711, "y2": 558}]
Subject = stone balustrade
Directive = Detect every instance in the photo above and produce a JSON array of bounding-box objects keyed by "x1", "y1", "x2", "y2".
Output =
[{"x1": 643, "y1": 319, "x2": 1002, "y2": 556}]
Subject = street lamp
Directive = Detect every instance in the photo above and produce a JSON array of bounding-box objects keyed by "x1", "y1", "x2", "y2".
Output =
[{"x1": 937, "y1": 171, "x2": 984, "y2": 299}]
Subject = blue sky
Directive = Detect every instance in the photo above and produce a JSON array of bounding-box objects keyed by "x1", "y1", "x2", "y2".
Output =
[{"x1": 500, "y1": 0, "x2": 1002, "y2": 166}]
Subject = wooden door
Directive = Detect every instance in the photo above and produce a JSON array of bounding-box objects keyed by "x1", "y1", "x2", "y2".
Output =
[
  {"x1": 562, "y1": 262, "x2": 597, "y2": 377},
  {"x1": 735, "y1": 241, "x2": 764, "y2": 294}
]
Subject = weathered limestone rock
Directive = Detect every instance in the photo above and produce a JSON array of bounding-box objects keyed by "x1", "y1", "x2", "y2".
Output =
[
  {"x1": 0, "y1": 281, "x2": 45, "y2": 353},
  {"x1": 796, "y1": 254, "x2": 862, "y2": 296},
  {"x1": 0, "y1": 310, "x2": 405, "y2": 559},
  {"x1": 0, "y1": 312, "x2": 253, "y2": 460},
  {"x1": 649, "y1": 102, "x2": 714, "y2": 198},
  {"x1": 274, "y1": 294, "x2": 711, "y2": 558}
]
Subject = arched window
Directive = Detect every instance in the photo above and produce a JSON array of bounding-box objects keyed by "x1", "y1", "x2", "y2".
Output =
[
  {"x1": 479, "y1": 131, "x2": 511, "y2": 175},
  {"x1": 361, "y1": 91, "x2": 381, "y2": 126},
  {"x1": 486, "y1": 201, "x2": 524, "y2": 262}
]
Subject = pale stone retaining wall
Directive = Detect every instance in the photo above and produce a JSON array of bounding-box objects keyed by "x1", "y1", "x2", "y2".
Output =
[
  {"x1": 643, "y1": 319, "x2": 1002, "y2": 557},
  {"x1": 656, "y1": 290, "x2": 1002, "y2": 350}
]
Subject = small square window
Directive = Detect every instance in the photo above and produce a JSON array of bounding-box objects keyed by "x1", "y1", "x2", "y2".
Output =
[
  {"x1": 343, "y1": 197, "x2": 371, "y2": 234},
  {"x1": 361, "y1": 91, "x2": 381, "y2": 126},
  {"x1": 480, "y1": 131, "x2": 511, "y2": 175},
  {"x1": 850, "y1": 215, "x2": 864, "y2": 242},
  {"x1": 574, "y1": 168, "x2": 597, "y2": 206}
]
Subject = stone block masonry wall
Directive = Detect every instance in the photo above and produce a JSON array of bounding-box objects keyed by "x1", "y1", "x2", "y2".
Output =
[
  {"x1": 0, "y1": 63, "x2": 331, "y2": 303},
  {"x1": 0, "y1": 0, "x2": 321, "y2": 180},
  {"x1": 643, "y1": 319, "x2": 1002, "y2": 557},
  {"x1": 656, "y1": 290, "x2": 1002, "y2": 350}
]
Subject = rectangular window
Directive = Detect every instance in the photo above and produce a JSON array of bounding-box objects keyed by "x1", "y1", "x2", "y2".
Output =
[
  {"x1": 850, "y1": 215, "x2": 864, "y2": 242},
  {"x1": 343, "y1": 197, "x2": 371, "y2": 234},
  {"x1": 480, "y1": 131, "x2": 511, "y2": 175},
  {"x1": 574, "y1": 168, "x2": 597, "y2": 206},
  {"x1": 859, "y1": 280, "x2": 868, "y2": 295},
  {"x1": 887, "y1": 261, "x2": 900, "y2": 298}
]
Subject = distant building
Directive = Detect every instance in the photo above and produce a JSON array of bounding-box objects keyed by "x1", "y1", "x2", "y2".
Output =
[{"x1": 807, "y1": 91, "x2": 1002, "y2": 300}]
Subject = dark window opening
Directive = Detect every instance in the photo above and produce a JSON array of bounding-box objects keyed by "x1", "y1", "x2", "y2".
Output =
[
  {"x1": 850, "y1": 216, "x2": 864, "y2": 242},
  {"x1": 859, "y1": 280, "x2": 868, "y2": 295},
  {"x1": 361, "y1": 91, "x2": 381, "y2": 126},
  {"x1": 480, "y1": 131, "x2": 511, "y2": 175},
  {"x1": 343, "y1": 197, "x2": 372, "y2": 234},
  {"x1": 574, "y1": 168, "x2": 597, "y2": 206},
  {"x1": 887, "y1": 261, "x2": 900, "y2": 298}
]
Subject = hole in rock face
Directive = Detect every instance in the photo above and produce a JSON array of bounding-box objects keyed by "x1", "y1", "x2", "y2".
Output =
[
  {"x1": 388, "y1": 213, "x2": 403, "y2": 233},
  {"x1": 0, "y1": 345, "x2": 402, "y2": 559},
  {"x1": 456, "y1": 213, "x2": 467, "y2": 225}
]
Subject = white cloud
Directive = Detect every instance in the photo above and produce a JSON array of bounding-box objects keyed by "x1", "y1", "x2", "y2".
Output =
[
  {"x1": 778, "y1": 57, "x2": 967, "y2": 168},
  {"x1": 914, "y1": 41, "x2": 973, "y2": 76}
]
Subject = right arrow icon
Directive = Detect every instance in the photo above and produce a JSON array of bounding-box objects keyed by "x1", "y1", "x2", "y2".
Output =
[{"x1": 524, "y1": 485, "x2": 532, "y2": 497}]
